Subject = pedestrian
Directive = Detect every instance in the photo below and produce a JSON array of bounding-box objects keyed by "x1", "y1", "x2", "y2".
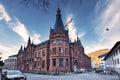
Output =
[{"x1": 2, "y1": 71, "x2": 7, "y2": 80}]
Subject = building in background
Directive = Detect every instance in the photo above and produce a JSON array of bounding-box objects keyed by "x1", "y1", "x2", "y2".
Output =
[
  {"x1": 4, "y1": 54, "x2": 17, "y2": 70},
  {"x1": 17, "y1": 8, "x2": 91, "y2": 73},
  {"x1": 104, "y1": 41, "x2": 120, "y2": 73},
  {"x1": 98, "y1": 53, "x2": 108, "y2": 70},
  {"x1": 91, "y1": 59, "x2": 96, "y2": 69}
]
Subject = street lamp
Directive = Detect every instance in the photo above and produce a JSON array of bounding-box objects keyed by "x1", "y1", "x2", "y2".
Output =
[{"x1": 0, "y1": 60, "x2": 4, "y2": 80}]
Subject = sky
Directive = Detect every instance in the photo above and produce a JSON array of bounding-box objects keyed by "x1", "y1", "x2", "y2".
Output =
[{"x1": 0, "y1": 0, "x2": 120, "y2": 60}]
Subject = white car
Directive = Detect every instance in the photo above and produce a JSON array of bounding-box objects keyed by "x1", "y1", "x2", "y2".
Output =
[{"x1": 2, "y1": 70, "x2": 27, "y2": 80}]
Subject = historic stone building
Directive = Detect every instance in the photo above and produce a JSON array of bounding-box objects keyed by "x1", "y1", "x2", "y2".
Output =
[
  {"x1": 4, "y1": 54, "x2": 17, "y2": 70},
  {"x1": 104, "y1": 41, "x2": 120, "y2": 73},
  {"x1": 17, "y1": 8, "x2": 91, "y2": 73}
]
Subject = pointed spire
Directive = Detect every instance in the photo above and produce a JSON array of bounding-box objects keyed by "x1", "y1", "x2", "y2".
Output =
[
  {"x1": 20, "y1": 45, "x2": 23, "y2": 51},
  {"x1": 77, "y1": 37, "x2": 83, "y2": 48},
  {"x1": 56, "y1": 7, "x2": 61, "y2": 18},
  {"x1": 18, "y1": 45, "x2": 23, "y2": 53},
  {"x1": 28, "y1": 36, "x2": 31, "y2": 46},
  {"x1": 24, "y1": 46, "x2": 26, "y2": 51},
  {"x1": 53, "y1": 7, "x2": 65, "y2": 33},
  {"x1": 77, "y1": 36, "x2": 79, "y2": 41}
]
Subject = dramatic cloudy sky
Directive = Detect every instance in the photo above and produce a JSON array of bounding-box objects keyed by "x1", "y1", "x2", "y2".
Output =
[{"x1": 0, "y1": 0, "x2": 120, "y2": 60}]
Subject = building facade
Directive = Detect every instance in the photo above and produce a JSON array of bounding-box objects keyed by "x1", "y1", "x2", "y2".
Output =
[
  {"x1": 98, "y1": 53, "x2": 108, "y2": 70},
  {"x1": 4, "y1": 55, "x2": 17, "y2": 70},
  {"x1": 104, "y1": 41, "x2": 120, "y2": 73},
  {"x1": 17, "y1": 8, "x2": 91, "y2": 73}
]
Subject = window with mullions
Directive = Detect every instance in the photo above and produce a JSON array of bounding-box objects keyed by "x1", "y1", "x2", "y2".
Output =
[
  {"x1": 38, "y1": 51, "x2": 41, "y2": 57},
  {"x1": 38, "y1": 61, "x2": 40, "y2": 67},
  {"x1": 52, "y1": 58, "x2": 56, "y2": 66},
  {"x1": 42, "y1": 50, "x2": 45, "y2": 56},
  {"x1": 59, "y1": 58, "x2": 63, "y2": 67},
  {"x1": 34, "y1": 61, "x2": 36, "y2": 68},
  {"x1": 116, "y1": 50, "x2": 118, "y2": 55},
  {"x1": 59, "y1": 47, "x2": 63, "y2": 53},
  {"x1": 52, "y1": 40, "x2": 56, "y2": 46},
  {"x1": 42, "y1": 60, "x2": 45, "y2": 68},
  {"x1": 52, "y1": 47, "x2": 56, "y2": 54},
  {"x1": 58, "y1": 38, "x2": 63, "y2": 45},
  {"x1": 34, "y1": 52, "x2": 37, "y2": 58},
  {"x1": 65, "y1": 48, "x2": 68, "y2": 54},
  {"x1": 117, "y1": 58, "x2": 119, "y2": 64},
  {"x1": 66, "y1": 58, "x2": 69, "y2": 66}
]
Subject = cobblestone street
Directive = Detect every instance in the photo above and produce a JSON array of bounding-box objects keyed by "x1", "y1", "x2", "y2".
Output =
[{"x1": 24, "y1": 72, "x2": 119, "y2": 80}]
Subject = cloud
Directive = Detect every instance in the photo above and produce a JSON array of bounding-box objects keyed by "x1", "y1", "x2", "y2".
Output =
[
  {"x1": 85, "y1": 0, "x2": 120, "y2": 53},
  {"x1": 0, "y1": 3, "x2": 41, "y2": 60},
  {"x1": 31, "y1": 33, "x2": 41, "y2": 44},
  {"x1": 0, "y1": 3, "x2": 41, "y2": 45},
  {"x1": 9, "y1": 18, "x2": 41, "y2": 45},
  {"x1": 0, "y1": 3, "x2": 11, "y2": 22},
  {"x1": 0, "y1": 44, "x2": 19, "y2": 60},
  {"x1": 66, "y1": 14, "x2": 77, "y2": 42},
  {"x1": 78, "y1": 32, "x2": 85, "y2": 39},
  {"x1": 10, "y1": 18, "x2": 29, "y2": 44},
  {"x1": 9, "y1": 17, "x2": 41, "y2": 45}
]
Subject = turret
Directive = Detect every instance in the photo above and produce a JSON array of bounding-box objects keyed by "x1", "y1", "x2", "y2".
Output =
[
  {"x1": 53, "y1": 7, "x2": 65, "y2": 33},
  {"x1": 49, "y1": 7, "x2": 68, "y2": 39}
]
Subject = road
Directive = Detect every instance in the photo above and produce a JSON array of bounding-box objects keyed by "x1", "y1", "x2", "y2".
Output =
[{"x1": 24, "y1": 72, "x2": 119, "y2": 80}]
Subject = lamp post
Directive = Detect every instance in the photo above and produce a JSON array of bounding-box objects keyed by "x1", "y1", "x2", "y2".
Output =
[{"x1": 0, "y1": 60, "x2": 4, "y2": 80}]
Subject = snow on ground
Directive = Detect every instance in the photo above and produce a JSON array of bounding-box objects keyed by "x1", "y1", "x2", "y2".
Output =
[{"x1": 24, "y1": 72, "x2": 119, "y2": 80}]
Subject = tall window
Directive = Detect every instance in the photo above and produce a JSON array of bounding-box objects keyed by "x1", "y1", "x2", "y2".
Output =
[
  {"x1": 38, "y1": 61, "x2": 40, "y2": 66},
  {"x1": 59, "y1": 47, "x2": 63, "y2": 53},
  {"x1": 52, "y1": 47, "x2": 56, "y2": 54},
  {"x1": 65, "y1": 48, "x2": 68, "y2": 54},
  {"x1": 42, "y1": 60, "x2": 45, "y2": 68},
  {"x1": 117, "y1": 58, "x2": 119, "y2": 64},
  {"x1": 52, "y1": 58, "x2": 56, "y2": 66},
  {"x1": 116, "y1": 50, "x2": 118, "y2": 55},
  {"x1": 52, "y1": 40, "x2": 56, "y2": 46},
  {"x1": 66, "y1": 58, "x2": 69, "y2": 66},
  {"x1": 42, "y1": 50, "x2": 45, "y2": 56},
  {"x1": 115, "y1": 59, "x2": 116, "y2": 65},
  {"x1": 58, "y1": 38, "x2": 63, "y2": 45},
  {"x1": 59, "y1": 58, "x2": 63, "y2": 67},
  {"x1": 38, "y1": 51, "x2": 41, "y2": 57},
  {"x1": 35, "y1": 52, "x2": 37, "y2": 58},
  {"x1": 34, "y1": 61, "x2": 36, "y2": 68}
]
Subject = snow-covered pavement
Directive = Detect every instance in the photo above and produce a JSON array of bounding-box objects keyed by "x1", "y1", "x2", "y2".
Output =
[{"x1": 24, "y1": 72, "x2": 119, "y2": 80}]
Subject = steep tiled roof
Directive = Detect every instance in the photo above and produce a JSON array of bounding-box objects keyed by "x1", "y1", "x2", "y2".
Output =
[
  {"x1": 104, "y1": 41, "x2": 120, "y2": 60},
  {"x1": 36, "y1": 40, "x2": 49, "y2": 47},
  {"x1": 9, "y1": 54, "x2": 17, "y2": 57}
]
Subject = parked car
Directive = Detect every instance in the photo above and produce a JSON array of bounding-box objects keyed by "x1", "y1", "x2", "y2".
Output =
[{"x1": 2, "y1": 70, "x2": 27, "y2": 80}]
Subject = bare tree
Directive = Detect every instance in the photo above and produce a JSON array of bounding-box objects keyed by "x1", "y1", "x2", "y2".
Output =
[
  {"x1": 20, "y1": 0, "x2": 50, "y2": 11},
  {"x1": 20, "y1": 0, "x2": 84, "y2": 12}
]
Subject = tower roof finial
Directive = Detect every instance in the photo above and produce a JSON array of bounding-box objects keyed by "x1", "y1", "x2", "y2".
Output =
[
  {"x1": 56, "y1": 4, "x2": 61, "y2": 18},
  {"x1": 58, "y1": 3, "x2": 60, "y2": 9}
]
